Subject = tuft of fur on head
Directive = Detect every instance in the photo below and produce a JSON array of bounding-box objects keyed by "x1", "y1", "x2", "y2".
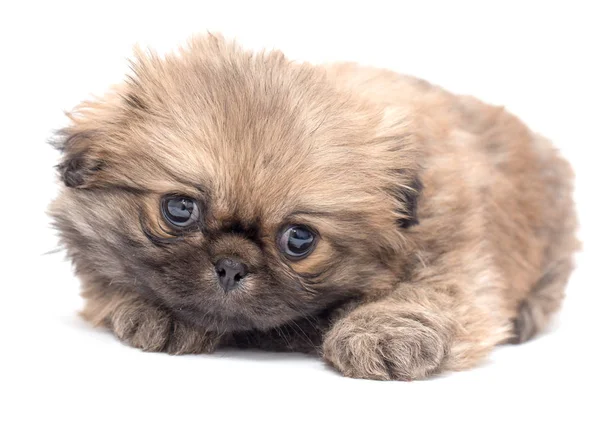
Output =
[{"x1": 49, "y1": 34, "x2": 421, "y2": 333}]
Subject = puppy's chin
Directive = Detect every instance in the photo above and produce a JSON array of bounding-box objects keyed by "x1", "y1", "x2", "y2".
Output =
[
  {"x1": 176, "y1": 308, "x2": 259, "y2": 333},
  {"x1": 172, "y1": 300, "x2": 299, "y2": 333},
  {"x1": 150, "y1": 277, "x2": 302, "y2": 333}
]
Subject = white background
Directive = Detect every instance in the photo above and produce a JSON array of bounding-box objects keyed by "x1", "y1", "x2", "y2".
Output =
[{"x1": 1, "y1": 1, "x2": 599, "y2": 427}]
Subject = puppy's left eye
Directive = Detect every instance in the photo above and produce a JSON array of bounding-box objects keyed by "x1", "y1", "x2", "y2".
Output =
[
  {"x1": 161, "y1": 195, "x2": 200, "y2": 228},
  {"x1": 279, "y1": 225, "x2": 317, "y2": 260}
]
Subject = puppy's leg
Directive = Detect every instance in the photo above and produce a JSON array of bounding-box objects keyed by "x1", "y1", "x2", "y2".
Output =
[
  {"x1": 80, "y1": 278, "x2": 221, "y2": 355},
  {"x1": 322, "y1": 277, "x2": 510, "y2": 380},
  {"x1": 511, "y1": 257, "x2": 574, "y2": 343}
]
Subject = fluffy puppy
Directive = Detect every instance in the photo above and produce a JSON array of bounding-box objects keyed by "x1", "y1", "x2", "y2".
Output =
[{"x1": 49, "y1": 35, "x2": 579, "y2": 380}]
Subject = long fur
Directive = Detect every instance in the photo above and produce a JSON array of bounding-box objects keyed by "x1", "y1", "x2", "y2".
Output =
[{"x1": 49, "y1": 34, "x2": 579, "y2": 380}]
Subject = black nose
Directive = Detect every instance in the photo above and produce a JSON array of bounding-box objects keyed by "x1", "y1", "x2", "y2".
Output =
[{"x1": 214, "y1": 258, "x2": 248, "y2": 292}]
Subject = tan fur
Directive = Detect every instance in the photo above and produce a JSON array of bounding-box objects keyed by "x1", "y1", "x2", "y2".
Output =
[{"x1": 49, "y1": 34, "x2": 579, "y2": 380}]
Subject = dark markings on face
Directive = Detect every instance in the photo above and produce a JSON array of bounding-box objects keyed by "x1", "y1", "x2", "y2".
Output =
[{"x1": 218, "y1": 217, "x2": 262, "y2": 243}]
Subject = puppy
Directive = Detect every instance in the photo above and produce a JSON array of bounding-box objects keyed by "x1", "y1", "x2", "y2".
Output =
[{"x1": 49, "y1": 34, "x2": 579, "y2": 380}]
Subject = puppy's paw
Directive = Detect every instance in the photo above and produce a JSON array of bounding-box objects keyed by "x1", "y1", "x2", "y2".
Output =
[
  {"x1": 322, "y1": 309, "x2": 450, "y2": 380},
  {"x1": 109, "y1": 299, "x2": 219, "y2": 354},
  {"x1": 164, "y1": 318, "x2": 221, "y2": 355}
]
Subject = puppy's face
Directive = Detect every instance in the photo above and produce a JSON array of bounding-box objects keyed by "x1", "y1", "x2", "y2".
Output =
[{"x1": 51, "y1": 36, "x2": 420, "y2": 332}]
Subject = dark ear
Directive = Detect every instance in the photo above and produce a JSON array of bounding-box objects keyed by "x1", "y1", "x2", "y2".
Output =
[
  {"x1": 53, "y1": 131, "x2": 104, "y2": 189},
  {"x1": 394, "y1": 176, "x2": 422, "y2": 228}
]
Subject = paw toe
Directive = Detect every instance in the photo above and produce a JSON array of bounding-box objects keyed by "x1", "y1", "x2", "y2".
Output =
[{"x1": 323, "y1": 312, "x2": 449, "y2": 381}]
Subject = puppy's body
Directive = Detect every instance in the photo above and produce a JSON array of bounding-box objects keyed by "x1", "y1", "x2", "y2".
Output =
[{"x1": 50, "y1": 36, "x2": 578, "y2": 380}]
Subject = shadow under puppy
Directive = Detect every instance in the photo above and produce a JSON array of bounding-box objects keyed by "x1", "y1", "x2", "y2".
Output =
[{"x1": 49, "y1": 34, "x2": 579, "y2": 380}]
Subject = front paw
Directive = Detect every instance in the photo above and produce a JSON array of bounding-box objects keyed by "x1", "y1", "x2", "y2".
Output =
[
  {"x1": 109, "y1": 299, "x2": 219, "y2": 355},
  {"x1": 322, "y1": 309, "x2": 451, "y2": 380}
]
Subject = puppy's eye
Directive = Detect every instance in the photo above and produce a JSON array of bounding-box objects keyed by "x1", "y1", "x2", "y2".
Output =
[
  {"x1": 161, "y1": 195, "x2": 200, "y2": 228},
  {"x1": 279, "y1": 225, "x2": 317, "y2": 260}
]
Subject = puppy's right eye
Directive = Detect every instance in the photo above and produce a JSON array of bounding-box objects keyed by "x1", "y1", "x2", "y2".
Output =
[{"x1": 161, "y1": 195, "x2": 200, "y2": 228}]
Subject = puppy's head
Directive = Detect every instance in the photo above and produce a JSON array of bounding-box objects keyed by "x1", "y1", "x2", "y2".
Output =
[{"x1": 50, "y1": 35, "x2": 421, "y2": 332}]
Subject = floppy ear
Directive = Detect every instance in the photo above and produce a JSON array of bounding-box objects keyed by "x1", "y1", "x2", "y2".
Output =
[
  {"x1": 393, "y1": 176, "x2": 422, "y2": 228},
  {"x1": 53, "y1": 130, "x2": 105, "y2": 189},
  {"x1": 372, "y1": 107, "x2": 423, "y2": 229}
]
